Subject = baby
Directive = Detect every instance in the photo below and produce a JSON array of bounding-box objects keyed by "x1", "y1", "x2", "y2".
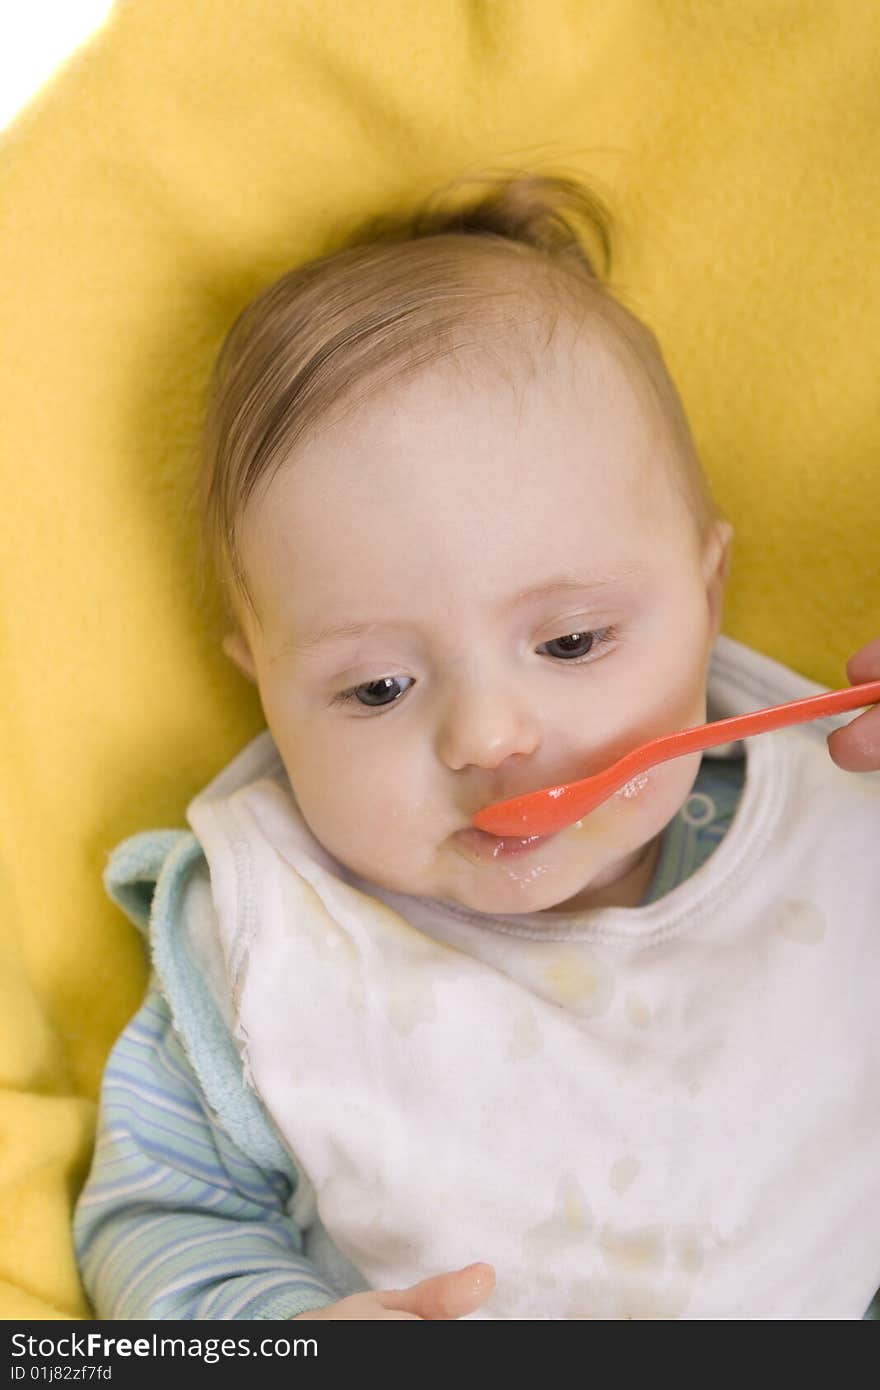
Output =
[{"x1": 74, "y1": 171, "x2": 880, "y2": 1320}]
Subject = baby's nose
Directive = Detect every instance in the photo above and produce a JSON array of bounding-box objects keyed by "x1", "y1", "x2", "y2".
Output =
[{"x1": 435, "y1": 677, "x2": 543, "y2": 772}]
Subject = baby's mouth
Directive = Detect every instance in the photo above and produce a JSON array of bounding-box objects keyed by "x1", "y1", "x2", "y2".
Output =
[{"x1": 452, "y1": 824, "x2": 559, "y2": 862}]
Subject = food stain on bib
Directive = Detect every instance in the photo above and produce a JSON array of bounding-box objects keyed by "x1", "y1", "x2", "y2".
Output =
[
  {"x1": 599, "y1": 1222, "x2": 663, "y2": 1276},
  {"x1": 770, "y1": 898, "x2": 827, "y2": 946},
  {"x1": 676, "y1": 1228, "x2": 706, "y2": 1277},
  {"x1": 385, "y1": 961, "x2": 438, "y2": 1035},
  {"x1": 609, "y1": 1154, "x2": 641, "y2": 1194},
  {"x1": 625, "y1": 991, "x2": 651, "y2": 1028},
  {"x1": 566, "y1": 1221, "x2": 712, "y2": 1318},
  {"x1": 543, "y1": 949, "x2": 614, "y2": 1016},
  {"x1": 522, "y1": 1173, "x2": 593, "y2": 1260},
  {"x1": 367, "y1": 897, "x2": 438, "y2": 942},
  {"x1": 507, "y1": 1006, "x2": 544, "y2": 1059},
  {"x1": 612, "y1": 1279, "x2": 694, "y2": 1320},
  {"x1": 285, "y1": 899, "x2": 367, "y2": 1014},
  {"x1": 567, "y1": 1277, "x2": 693, "y2": 1320}
]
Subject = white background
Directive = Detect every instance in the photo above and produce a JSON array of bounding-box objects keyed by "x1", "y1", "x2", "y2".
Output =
[{"x1": 1, "y1": 1, "x2": 115, "y2": 132}]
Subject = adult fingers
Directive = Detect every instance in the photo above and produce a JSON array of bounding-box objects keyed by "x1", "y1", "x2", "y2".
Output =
[
  {"x1": 845, "y1": 635, "x2": 880, "y2": 684},
  {"x1": 839, "y1": 636, "x2": 878, "y2": 686},
  {"x1": 827, "y1": 704, "x2": 880, "y2": 771},
  {"x1": 826, "y1": 638, "x2": 880, "y2": 772},
  {"x1": 378, "y1": 1263, "x2": 496, "y2": 1320}
]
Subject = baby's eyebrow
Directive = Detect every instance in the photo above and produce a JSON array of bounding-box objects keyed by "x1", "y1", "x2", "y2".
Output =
[{"x1": 283, "y1": 564, "x2": 647, "y2": 658}]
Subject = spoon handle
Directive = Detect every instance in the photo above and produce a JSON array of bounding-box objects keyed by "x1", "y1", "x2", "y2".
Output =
[
  {"x1": 473, "y1": 678, "x2": 880, "y2": 835},
  {"x1": 616, "y1": 677, "x2": 880, "y2": 772}
]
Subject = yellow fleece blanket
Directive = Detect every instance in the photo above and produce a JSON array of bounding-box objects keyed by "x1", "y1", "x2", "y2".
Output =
[{"x1": 1, "y1": 0, "x2": 878, "y2": 1319}]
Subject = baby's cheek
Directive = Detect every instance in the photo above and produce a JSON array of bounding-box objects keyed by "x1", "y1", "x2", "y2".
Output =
[{"x1": 344, "y1": 788, "x2": 439, "y2": 878}]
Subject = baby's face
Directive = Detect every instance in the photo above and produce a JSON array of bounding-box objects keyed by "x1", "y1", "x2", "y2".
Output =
[{"x1": 225, "y1": 328, "x2": 732, "y2": 916}]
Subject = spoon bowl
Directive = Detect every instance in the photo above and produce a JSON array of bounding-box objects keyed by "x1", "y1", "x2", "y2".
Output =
[{"x1": 471, "y1": 678, "x2": 880, "y2": 839}]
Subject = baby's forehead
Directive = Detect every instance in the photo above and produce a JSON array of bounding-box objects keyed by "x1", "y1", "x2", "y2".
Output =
[
  {"x1": 234, "y1": 307, "x2": 705, "y2": 637},
  {"x1": 250, "y1": 347, "x2": 675, "y2": 536},
  {"x1": 246, "y1": 335, "x2": 679, "y2": 554},
  {"x1": 328, "y1": 315, "x2": 664, "y2": 452},
  {"x1": 270, "y1": 341, "x2": 659, "y2": 508}
]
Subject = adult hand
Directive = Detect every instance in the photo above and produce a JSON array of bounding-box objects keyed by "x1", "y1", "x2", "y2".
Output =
[
  {"x1": 827, "y1": 637, "x2": 880, "y2": 771},
  {"x1": 292, "y1": 1262, "x2": 496, "y2": 1320}
]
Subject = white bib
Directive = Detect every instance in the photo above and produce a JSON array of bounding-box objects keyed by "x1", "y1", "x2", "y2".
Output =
[{"x1": 186, "y1": 635, "x2": 880, "y2": 1318}]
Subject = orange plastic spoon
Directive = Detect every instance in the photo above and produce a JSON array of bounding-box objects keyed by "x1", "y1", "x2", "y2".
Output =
[{"x1": 472, "y1": 678, "x2": 880, "y2": 839}]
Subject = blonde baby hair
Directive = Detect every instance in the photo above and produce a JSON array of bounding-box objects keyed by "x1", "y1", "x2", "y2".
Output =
[{"x1": 192, "y1": 168, "x2": 724, "y2": 640}]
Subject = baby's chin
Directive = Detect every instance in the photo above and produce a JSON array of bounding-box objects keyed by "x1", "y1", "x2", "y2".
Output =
[
  {"x1": 426, "y1": 826, "x2": 658, "y2": 919},
  {"x1": 436, "y1": 848, "x2": 654, "y2": 918},
  {"x1": 342, "y1": 829, "x2": 656, "y2": 919}
]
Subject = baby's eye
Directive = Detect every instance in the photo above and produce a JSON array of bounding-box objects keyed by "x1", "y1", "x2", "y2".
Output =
[
  {"x1": 541, "y1": 630, "x2": 596, "y2": 660},
  {"x1": 330, "y1": 675, "x2": 414, "y2": 709},
  {"x1": 539, "y1": 625, "x2": 616, "y2": 662}
]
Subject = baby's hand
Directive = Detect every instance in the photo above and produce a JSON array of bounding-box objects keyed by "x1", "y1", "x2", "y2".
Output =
[
  {"x1": 827, "y1": 637, "x2": 880, "y2": 772},
  {"x1": 292, "y1": 1262, "x2": 495, "y2": 1320}
]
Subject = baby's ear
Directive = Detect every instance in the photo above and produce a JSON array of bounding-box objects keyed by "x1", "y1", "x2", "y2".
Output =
[
  {"x1": 222, "y1": 630, "x2": 258, "y2": 685},
  {"x1": 704, "y1": 518, "x2": 734, "y2": 637},
  {"x1": 710, "y1": 518, "x2": 734, "y2": 581}
]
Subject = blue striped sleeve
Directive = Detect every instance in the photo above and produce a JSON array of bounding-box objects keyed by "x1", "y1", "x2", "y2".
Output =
[{"x1": 73, "y1": 989, "x2": 339, "y2": 1320}]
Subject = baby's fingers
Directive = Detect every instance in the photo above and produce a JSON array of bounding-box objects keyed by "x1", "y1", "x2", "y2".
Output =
[
  {"x1": 293, "y1": 1293, "x2": 421, "y2": 1319},
  {"x1": 379, "y1": 1262, "x2": 496, "y2": 1320}
]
